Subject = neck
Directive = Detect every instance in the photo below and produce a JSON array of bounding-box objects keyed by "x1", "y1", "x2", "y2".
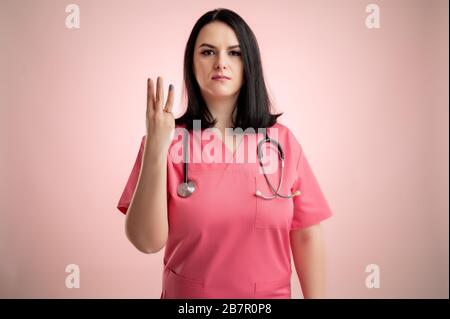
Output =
[
  {"x1": 203, "y1": 94, "x2": 238, "y2": 130},
  {"x1": 213, "y1": 110, "x2": 236, "y2": 131}
]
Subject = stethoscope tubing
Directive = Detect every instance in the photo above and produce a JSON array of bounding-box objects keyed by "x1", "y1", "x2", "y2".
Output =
[{"x1": 178, "y1": 129, "x2": 300, "y2": 199}]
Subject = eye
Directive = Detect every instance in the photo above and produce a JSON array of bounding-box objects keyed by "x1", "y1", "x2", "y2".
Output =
[
  {"x1": 200, "y1": 50, "x2": 214, "y2": 56},
  {"x1": 200, "y1": 50, "x2": 242, "y2": 57}
]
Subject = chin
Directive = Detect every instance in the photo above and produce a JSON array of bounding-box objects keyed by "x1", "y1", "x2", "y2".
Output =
[{"x1": 208, "y1": 88, "x2": 235, "y2": 97}]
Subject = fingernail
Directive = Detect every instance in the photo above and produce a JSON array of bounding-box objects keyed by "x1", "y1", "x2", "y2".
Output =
[{"x1": 169, "y1": 84, "x2": 174, "y2": 91}]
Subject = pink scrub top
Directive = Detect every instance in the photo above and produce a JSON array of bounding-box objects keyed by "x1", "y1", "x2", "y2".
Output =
[{"x1": 117, "y1": 122, "x2": 333, "y2": 299}]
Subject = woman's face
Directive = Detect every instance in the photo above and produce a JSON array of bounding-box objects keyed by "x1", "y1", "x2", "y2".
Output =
[{"x1": 193, "y1": 21, "x2": 244, "y2": 100}]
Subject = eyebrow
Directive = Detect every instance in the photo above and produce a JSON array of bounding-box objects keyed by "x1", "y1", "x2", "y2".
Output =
[{"x1": 199, "y1": 43, "x2": 240, "y2": 49}]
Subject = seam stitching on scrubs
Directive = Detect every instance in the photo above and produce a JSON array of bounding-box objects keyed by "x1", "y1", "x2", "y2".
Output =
[{"x1": 293, "y1": 143, "x2": 303, "y2": 187}]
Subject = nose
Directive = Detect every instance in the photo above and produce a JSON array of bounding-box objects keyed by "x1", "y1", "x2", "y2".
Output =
[{"x1": 214, "y1": 51, "x2": 228, "y2": 70}]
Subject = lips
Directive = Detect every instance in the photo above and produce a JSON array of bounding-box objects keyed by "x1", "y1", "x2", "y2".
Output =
[{"x1": 212, "y1": 75, "x2": 231, "y2": 80}]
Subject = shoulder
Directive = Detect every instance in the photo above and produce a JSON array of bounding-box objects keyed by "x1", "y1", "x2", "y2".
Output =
[
  {"x1": 269, "y1": 122, "x2": 302, "y2": 148},
  {"x1": 269, "y1": 122, "x2": 290, "y2": 135},
  {"x1": 268, "y1": 122, "x2": 303, "y2": 161}
]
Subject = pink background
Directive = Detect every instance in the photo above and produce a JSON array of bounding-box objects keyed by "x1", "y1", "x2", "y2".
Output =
[{"x1": 1, "y1": 0, "x2": 448, "y2": 298}]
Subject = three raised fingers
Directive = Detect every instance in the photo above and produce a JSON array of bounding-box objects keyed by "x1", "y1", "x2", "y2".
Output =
[{"x1": 148, "y1": 77, "x2": 173, "y2": 113}]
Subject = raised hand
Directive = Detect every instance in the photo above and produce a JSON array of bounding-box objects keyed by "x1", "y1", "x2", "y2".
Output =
[{"x1": 146, "y1": 76, "x2": 175, "y2": 151}]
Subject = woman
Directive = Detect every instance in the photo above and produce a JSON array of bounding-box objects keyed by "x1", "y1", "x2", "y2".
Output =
[{"x1": 117, "y1": 8, "x2": 333, "y2": 299}]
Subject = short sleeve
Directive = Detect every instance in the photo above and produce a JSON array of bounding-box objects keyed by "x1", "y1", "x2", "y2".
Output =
[
  {"x1": 290, "y1": 144, "x2": 333, "y2": 230},
  {"x1": 116, "y1": 135, "x2": 146, "y2": 215}
]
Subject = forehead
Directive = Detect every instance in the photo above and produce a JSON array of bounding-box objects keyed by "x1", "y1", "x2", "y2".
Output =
[{"x1": 195, "y1": 21, "x2": 239, "y2": 47}]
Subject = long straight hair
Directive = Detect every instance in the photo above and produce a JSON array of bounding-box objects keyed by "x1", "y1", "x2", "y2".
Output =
[{"x1": 175, "y1": 8, "x2": 282, "y2": 131}]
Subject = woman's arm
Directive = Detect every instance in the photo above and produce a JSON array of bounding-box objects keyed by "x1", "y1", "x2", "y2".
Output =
[
  {"x1": 289, "y1": 224, "x2": 327, "y2": 298},
  {"x1": 125, "y1": 138, "x2": 169, "y2": 254}
]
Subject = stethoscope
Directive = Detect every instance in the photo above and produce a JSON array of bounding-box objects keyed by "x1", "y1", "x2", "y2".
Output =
[{"x1": 177, "y1": 129, "x2": 301, "y2": 199}]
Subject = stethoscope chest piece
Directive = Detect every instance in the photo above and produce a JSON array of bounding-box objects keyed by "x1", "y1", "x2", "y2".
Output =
[{"x1": 177, "y1": 181, "x2": 196, "y2": 198}]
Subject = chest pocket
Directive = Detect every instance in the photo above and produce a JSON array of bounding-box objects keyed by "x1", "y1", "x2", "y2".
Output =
[{"x1": 254, "y1": 171, "x2": 295, "y2": 229}]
